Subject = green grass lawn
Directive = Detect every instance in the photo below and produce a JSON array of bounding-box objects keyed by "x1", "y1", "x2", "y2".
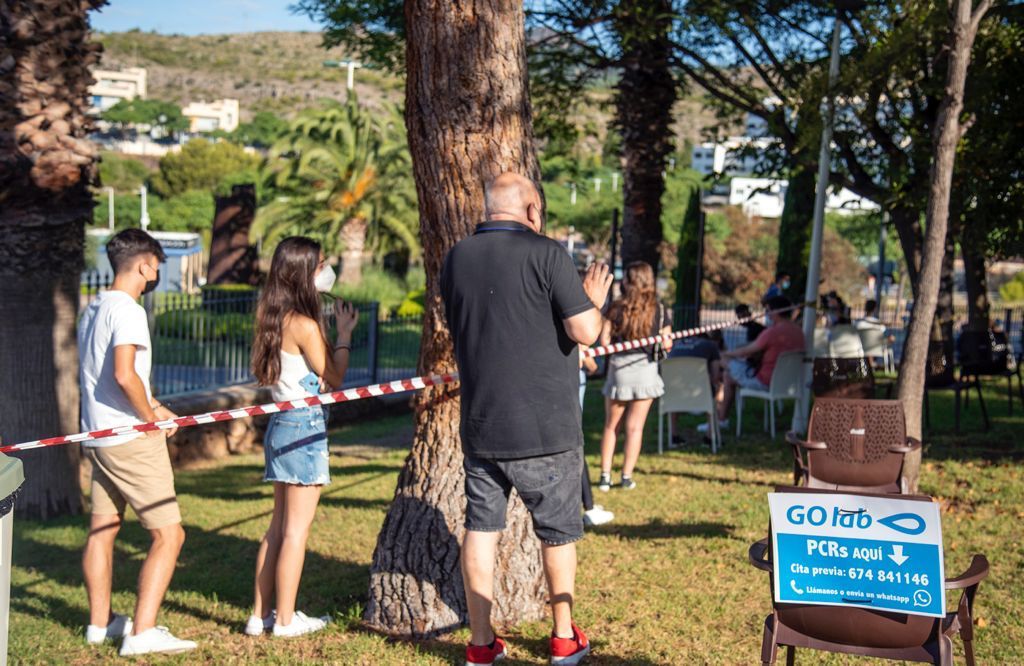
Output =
[{"x1": 10, "y1": 377, "x2": 1024, "y2": 664}]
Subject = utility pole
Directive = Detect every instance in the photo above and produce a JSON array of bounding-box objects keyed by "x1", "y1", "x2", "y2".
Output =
[{"x1": 139, "y1": 185, "x2": 150, "y2": 231}]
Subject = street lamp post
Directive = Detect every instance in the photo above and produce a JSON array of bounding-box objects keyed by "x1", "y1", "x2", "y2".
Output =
[
  {"x1": 323, "y1": 59, "x2": 363, "y2": 93},
  {"x1": 793, "y1": 2, "x2": 863, "y2": 433},
  {"x1": 139, "y1": 185, "x2": 150, "y2": 231}
]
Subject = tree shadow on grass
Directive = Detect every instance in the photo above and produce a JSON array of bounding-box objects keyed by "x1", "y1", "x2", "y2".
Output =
[
  {"x1": 590, "y1": 519, "x2": 734, "y2": 541},
  {"x1": 12, "y1": 517, "x2": 371, "y2": 634},
  {"x1": 640, "y1": 467, "x2": 779, "y2": 489}
]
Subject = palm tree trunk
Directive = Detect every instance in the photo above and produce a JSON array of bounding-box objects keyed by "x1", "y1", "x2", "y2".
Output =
[
  {"x1": 614, "y1": 0, "x2": 676, "y2": 272},
  {"x1": 0, "y1": 0, "x2": 106, "y2": 518},
  {"x1": 363, "y1": 0, "x2": 546, "y2": 637},
  {"x1": 898, "y1": 0, "x2": 990, "y2": 492},
  {"x1": 338, "y1": 216, "x2": 368, "y2": 285}
]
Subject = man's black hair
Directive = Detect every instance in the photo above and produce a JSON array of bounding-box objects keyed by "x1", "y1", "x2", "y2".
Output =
[
  {"x1": 107, "y1": 229, "x2": 166, "y2": 274},
  {"x1": 767, "y1": 295, "x2": 792, "y2": 312},
  {"x1": 775, "y1": 271, "x2": 790, "y2": 282},
  {"x1": 865, "y1": 299, "x2": 878, "y2": 314},
  {"x1": 734, "y1": 303, "x2": 752, "y2": 317}
]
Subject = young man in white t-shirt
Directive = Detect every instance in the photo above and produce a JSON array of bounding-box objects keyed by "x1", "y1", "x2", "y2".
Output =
[{"x1": 78, "y1": 229, "x2": 196, "y2": 656}]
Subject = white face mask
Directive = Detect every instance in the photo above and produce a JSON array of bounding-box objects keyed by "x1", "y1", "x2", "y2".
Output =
[{"x1": 314, "y1": 265, "x2": 336, "y2": 292}]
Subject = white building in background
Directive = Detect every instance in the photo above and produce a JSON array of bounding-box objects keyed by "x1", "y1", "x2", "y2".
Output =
[
  {"x1": 183, "y1": 99, "x2": 240, "y2": 133},
  {"x1": 728, "y1": 177, "x2": 880, "y2": 219},
  {"x1": 88, "y1": 67, "x2": 147, "y2": 113},
  {"x1": 691, "y1": 136, "x2": 778, "y2": 177}
]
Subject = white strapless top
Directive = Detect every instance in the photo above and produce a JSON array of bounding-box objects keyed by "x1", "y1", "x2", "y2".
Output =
[{"x1": 272, "y1": 350, "x2": 318, "y2": 401}]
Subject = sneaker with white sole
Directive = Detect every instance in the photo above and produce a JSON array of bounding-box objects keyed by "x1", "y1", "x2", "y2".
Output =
[
  {"x1": 583, "y1": 505, "x2": 614, "y2": 527},
  {"x1": 119, "y1": 626, "x2": 197, "y2": 656},
  {"x1": 696, "y1": 419, "x2": 728, "y2": 433},
  {"x1": 244, "y1": 610, "x2": 276, "y2": 636},
  {"x1": 596, "y1": 473, "x2": 611, "y2": 493},
  {"x1": 85, "y1": 613, "x2": 133, "y2": 645},
  {"x1": 272, "y1": 610, "x2": 330, "y2": 638},
  {"x1": 620, "y1": 476, "x2": 637, "y2": 490}
]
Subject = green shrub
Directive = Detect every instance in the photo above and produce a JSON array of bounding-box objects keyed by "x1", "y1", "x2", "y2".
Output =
[
  {"x1": 334, "y1": 267, "x2": 408, "y2": 312},
  {"x1": 154, "y1": 308, "x2": 254, "y2": 343},
  {"x1": 1000, "y1": 271, "x2": 1024, "y2": 302},
  {"x1": 396, "y1": 287, "x2": 425, "y2": 317}
]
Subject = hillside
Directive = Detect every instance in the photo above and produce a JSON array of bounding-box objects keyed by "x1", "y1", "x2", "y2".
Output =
[{"x1": 93, "y1": 30, "x2": 725, "y2": 148}]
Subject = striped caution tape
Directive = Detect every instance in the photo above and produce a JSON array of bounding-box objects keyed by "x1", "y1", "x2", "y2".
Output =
[{"x1": 0, "y1": 304, "x2": 803, "y2": 453}]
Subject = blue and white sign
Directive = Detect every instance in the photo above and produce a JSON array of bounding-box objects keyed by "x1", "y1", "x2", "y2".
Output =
[{"x1": 768, "y1": 493, "x2": 945, "y2": 617}]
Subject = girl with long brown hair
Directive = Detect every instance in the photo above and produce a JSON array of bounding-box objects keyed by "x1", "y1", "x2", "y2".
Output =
[
  {"x1": 246, "y1": 236, "x2": 359, "y2": 638},
  {"x1": 597, "y1": 261, "x2": 671, "y2": 491}
]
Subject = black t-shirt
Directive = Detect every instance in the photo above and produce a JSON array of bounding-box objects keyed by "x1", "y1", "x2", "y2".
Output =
[{"x1": 441, "y1": 221, "x2": 595, "y2": 459}]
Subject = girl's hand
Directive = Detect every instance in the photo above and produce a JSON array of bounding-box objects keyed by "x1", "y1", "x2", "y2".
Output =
[{"x1": 334, "y1": 299, "x2": 359, "y2": 338}]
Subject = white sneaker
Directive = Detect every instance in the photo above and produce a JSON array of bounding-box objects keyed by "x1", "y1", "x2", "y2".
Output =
[
  {"x1": 119, "y1": 626, "x2": 197, "y2": 656},
  {"x1": 583, "y1": 505, "x2": 615, "y2": 527},
  {"x1": 696, "y1": 419, "x2": 728, "y2": 433},
  {"x1": 85, "y1": 613, "x2": 133, "y2": 644},
  {"x1": 272, "y1": 610, "x2": 331, "y2": 638},
  {"x1": 244, "y1": 610, "x2": 276, "y2": 636}
]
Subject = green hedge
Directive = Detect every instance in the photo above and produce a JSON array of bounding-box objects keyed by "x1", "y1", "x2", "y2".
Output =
[{"x1": 154, "y1": 308, "x2": 254, "y2": 343}]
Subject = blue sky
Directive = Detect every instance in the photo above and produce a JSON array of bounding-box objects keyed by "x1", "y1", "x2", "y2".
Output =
[{"x1": 91, "y1": 1, "x2": 322, "y2": 35}]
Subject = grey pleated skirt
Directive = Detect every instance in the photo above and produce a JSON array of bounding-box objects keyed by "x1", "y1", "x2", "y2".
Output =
[{"x1": 602, "y1": 350, "x2": 664, "y2": 401}]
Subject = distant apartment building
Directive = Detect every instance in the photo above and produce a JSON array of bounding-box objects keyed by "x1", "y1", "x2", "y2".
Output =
[
  {"x1": 89, "y1": 67, "x2": 147, "y2": 113},
  {"x1": 183, "y1": 99, "x2": 240, "y2": 133},
  {"x1": 727, "y1": 177, "x2": 880, "y2": 219}
]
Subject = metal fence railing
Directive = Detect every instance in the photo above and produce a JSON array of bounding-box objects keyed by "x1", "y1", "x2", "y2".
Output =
[{"x1": 80, "y1": 273, "x2": 424, "y2": 397}]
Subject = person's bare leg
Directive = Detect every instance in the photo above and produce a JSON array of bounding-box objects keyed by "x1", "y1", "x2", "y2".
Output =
[
  {"x1": 83, "y1": 513, "x2": 122, "y2": 627},
  {"x1": 462, "y1": 530, "x2": 501, "y2": 646},
  {"x1": 132, "y1": 522, "x2": 186, "y2": 634},
  {"x1": 622, "y1": 399, "x2": 654, "y2": 478},
  {"x1": 253, "y1": 483, "x2": 285, "y2": 619},
  {"x1": 542, "y1": 541, "x2": 577, "y2": 638},
  {"x1": 599, "y1": 398, "x2": 627, "y2": 475},
  {"x1": 718, "y1": 373, "x2": 738, "y2": 421},
  {"x1": 274, "y1": 484, "x2": 322, "y2": 626}
]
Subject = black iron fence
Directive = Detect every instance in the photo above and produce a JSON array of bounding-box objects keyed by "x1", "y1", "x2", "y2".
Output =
[{"x1": 80, "y1": 271, "x2": 1024, "y2": 396}]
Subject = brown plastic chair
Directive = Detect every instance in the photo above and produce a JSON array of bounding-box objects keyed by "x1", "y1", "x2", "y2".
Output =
[
  {"x1": 786, "y1": 398, "x2": 921, "y2": 493},
  {"x1": 749, "y1": 487, "x2": 989, "y2": 666}
]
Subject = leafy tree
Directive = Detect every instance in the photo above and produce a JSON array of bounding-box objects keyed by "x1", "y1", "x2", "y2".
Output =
[
  {"x1": 149, "y1": 138, "x2": 260, "y2": 198},
  {"x1": 999, "y1": 272, "x2": 1024, "y2": 302},
  {"x1": 228, "y1": 111, "x2": 289, "y2": 148},
  {"x1": 97, "y1": 151, "x2": 152, "y2": 191},
  {"x1": 254, "y1": 99, "x2": 417, "y2": 284},
  {"x1": 101, "y1": 97, "x2": 188, "y2": 135}
]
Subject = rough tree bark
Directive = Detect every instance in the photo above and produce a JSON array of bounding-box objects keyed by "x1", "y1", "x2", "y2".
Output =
[
  {"x1": 898, "y1": 0, "x2": 991, "y2": 492},
  {"x1": 0, "y1": 0, "x2": 106, "y2": 519},
  {"x1": 363, "y1": 0, "x2": 547, "y2": 637},
  {"x1": 614, "y1": 0, "x2": 675, "y2": 273}
]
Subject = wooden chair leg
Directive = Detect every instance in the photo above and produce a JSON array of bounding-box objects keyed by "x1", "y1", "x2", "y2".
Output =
[{"x1": 785, "y1": 645, "x2": 795, "y2": 666}]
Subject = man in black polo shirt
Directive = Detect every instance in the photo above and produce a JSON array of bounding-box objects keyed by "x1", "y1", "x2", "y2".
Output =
[{"x1": 442, "y1": 173, "x2": 611, "y2": 666}]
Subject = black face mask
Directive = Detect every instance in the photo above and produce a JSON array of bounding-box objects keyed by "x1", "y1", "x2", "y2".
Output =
[{"x1": 143, "y1": 269, "x2": 160, "y2": 295}]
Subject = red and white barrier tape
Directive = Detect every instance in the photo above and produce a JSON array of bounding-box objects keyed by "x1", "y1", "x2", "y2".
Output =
[{"x1": 1, "y1": 304, "x2": 800, "y2": 454}]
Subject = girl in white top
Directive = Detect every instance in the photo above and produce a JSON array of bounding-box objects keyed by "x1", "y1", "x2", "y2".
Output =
[{"x1": 247, "y1": 237, "x2": 358, "y2": 638}]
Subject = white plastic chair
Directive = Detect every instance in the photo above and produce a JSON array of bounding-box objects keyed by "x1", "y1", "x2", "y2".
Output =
[
  {"x1": 736, "y1": 350, "x2": 803, "y2": 439},
  {"x1": 828, "y1": 324, "x2": 866, "y2": 359},
  {"x1": 858, "y1": 326, "x2": 894, "y2": 372},
  {"x1": 659, "y1": 356, "x2": 721, "y2": 453},
  {"x1": 812, "y1": 329, "x2": 829, "y2": 358}
]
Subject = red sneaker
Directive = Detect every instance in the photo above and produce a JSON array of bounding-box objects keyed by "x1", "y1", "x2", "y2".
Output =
[
  {"x1": 550, "y1": 623, "x2": 590, "y2": 664},
  {"x1": 465, "y1": 636, "x2": 507, "y2": 666}
]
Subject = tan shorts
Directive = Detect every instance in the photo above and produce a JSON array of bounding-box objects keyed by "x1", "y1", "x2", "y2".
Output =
[{"x1": 84, "y1": 432, "x2": 181, "y2": 530}]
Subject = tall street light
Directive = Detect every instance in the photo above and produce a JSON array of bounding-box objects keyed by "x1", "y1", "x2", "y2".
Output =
[{"x1": 794, "y1": 0, "x2": 866, "y2": 432}]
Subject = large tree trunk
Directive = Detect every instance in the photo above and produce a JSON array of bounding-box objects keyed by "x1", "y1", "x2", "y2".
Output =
[
  {"x1": 614, "y1": 0, "x2": 675, "y2": 272},
  {"x1": 363, "y1": 0, "x2": 546, "y2": 637},
  {"x1": 338, "y1": 216, "x2": 367, "y2": 285},
  {"x1": 777, "y1": 162, "x2": 816, "y2": 298},
  {"x1": 0, "y1": 0, "x2": 105, "y2": 519},
  {"x1": 961, "y1": 226, "x2": 990, "y2": 331},
  {"x1": 897, "y1": 0, "x2": 990, "y2": 492}
]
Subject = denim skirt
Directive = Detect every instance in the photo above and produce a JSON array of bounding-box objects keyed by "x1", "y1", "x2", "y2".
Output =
[{"x1": 263, "y1": 406, "x2": 330, "y2": 485}]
